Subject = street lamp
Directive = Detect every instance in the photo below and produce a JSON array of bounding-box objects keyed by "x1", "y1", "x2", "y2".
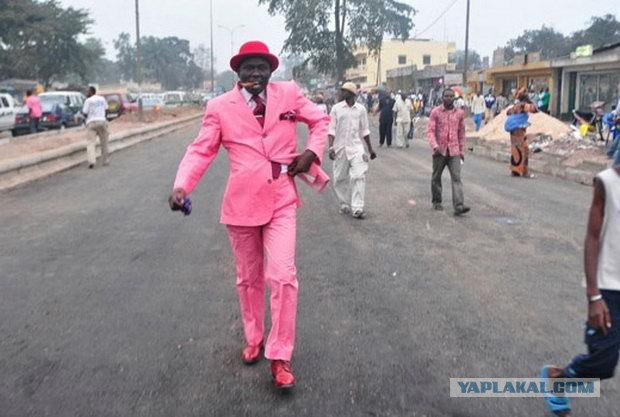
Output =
[
  {"x1": 218, "y1": 24, "x2": 245, "y2": 56},
  {"x1": 135, "y1": 0, "x2": 143, "y2": 121}
]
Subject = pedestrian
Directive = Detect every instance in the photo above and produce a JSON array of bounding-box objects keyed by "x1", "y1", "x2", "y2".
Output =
[
  {"x1": 392, "y1": 91, "x2": 411, "y2": 148},
  {"x1": 506, "y1": 87, "x2": 537, "y2": 178},
  {"x1": 25, "y1": 90, "x2": 42, "y2": 134},
  {"x1": 378, "y1": 91, "x2": 395, "y2": 147},
  {"x1": 540, "y1": 157, "x2": 620, "y2": 417},
  {"x1": 538, "y1": 87, "x2": 551, "y2": 114},
  {"x1": 82, "y1": 86, "x2": 110, "y2": 169},
  {"x1": 315, "y1": 95, "x2": 328, "y2": 114},
  {"x1": 484, "y1": 89, "x2": 496, "y2": 124},
  {"x1": 169, "y1": 41, "x2": 330, "y2": 390},
  {"x1": 471, "y1": 92, "x2": 486, "y2": 132},
  {"x1": 328, "y1": 82, "x2": 377, "y2": 219},
  {"x1": 427, "y1": 88, "x2": 471, "y2": 216},
  {"x1": 366, "y1": 91, "x2": 374, "y2": 113},
  {"x1": 494, "y1": 92, "x2": 509, "y2": 116}
]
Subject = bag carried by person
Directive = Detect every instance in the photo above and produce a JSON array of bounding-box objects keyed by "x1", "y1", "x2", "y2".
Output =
[
  {"x1": 407, "y1": 123, "x2": 414, "y2": 139},
  {"x1": 504, "y1": 113, "x2": 529, "y2": 133}
]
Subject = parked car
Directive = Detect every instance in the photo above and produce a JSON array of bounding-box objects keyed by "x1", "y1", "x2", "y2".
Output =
[
  {"x1": 141, "y1": 96, "x2": 165, "y2": 110},
  {"x1": 12, "y1": 95, "x2": 84, "y2": 136},
  {"x1": 0, "y1": 93, "x2": 17, "y2": 133},
  {"x1": 39, "y1": 91, "x2": 86, "y2": 116},
  {"x1": 163, "y1": 91, "x2": 187, "y2": 106},
  {"x1": 102, "y1": 92, "x2": 138, "y2": 120}
]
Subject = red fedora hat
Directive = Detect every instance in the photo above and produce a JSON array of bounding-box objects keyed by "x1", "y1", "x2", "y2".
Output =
[{"x1": 230, "y1": 41, "x2": 279, "y2": 72}]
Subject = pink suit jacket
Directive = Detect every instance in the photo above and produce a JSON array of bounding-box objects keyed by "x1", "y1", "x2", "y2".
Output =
[{"x1": 173, "y1": 81, "x2": 330, "y2": 226}]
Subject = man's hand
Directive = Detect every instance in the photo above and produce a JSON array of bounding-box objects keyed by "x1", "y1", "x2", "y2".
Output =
[
  {"x1": 588, "y1": 299, "x2": 612, "y2": 336},
  {"x1": 169, "y1": 188, "x2": 187, "y2": 211},
  {"x1": 369, "y1": 151, "x2": 377, "y2": 160},
  {"x1": 288, "y1": 150, "x2": 317, "y2": 176},
  {"x1": 432, "y1": 147, "x2": 439, "y2": 156},
  {"x1": 329, "y1": 149, "x2": 337, "y2": 161}
]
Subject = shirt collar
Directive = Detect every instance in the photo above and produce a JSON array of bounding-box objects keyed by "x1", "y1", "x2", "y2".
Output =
[{"x1": 239, "y1": 85, "x2": 266, "y2": 104}]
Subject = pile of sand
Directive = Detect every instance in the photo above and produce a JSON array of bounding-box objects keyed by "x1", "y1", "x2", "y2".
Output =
[{"x1": 476, "y1": 109, "x2": 572, "y2": 143}]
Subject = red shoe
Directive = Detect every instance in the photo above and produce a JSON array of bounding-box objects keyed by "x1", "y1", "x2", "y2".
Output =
[
  {"x1": 271, "y1": 360, "x2": 295, "y2": 389},
  {"x1": 241, "y1": 341, "x2": 263, "y2": 365}
]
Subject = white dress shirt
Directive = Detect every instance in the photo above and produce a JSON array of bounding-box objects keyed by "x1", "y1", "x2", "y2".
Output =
[
  {"x1": 328, "y1": 101, "x2": 370, "y2": 160},
  {"x1": 240, "y1": 87, "x2": 267, "y2": 110}
]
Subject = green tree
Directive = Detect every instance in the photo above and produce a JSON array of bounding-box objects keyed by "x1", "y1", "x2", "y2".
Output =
[
  {"x1": 505, "y1": 25, "x2": 571, "y2": 60},
  {"x1": 570, "y1": 14, "x2": 620, "y2": 50},
  {"x1": 114, "y1": 33, "x2": 137, "y2": 82},
  {"x1": 114, "y1": 33, "x2": 204, "y2": 90},
  {"x1": 0, "y1": 0, "x2": 99, "y2": 87},
  {"x1": 449, "y1": 50, "x2": 483, "y2": 71},
  {"x1": 258, "y1": 0, "x2": 415, "y2": 82}
]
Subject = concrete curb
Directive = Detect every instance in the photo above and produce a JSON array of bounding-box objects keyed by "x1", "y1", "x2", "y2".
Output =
[
  {"x1": 467, "y1": 136, "x2": 610, "y2": 186},
  {"x1": 0, "y1": 113, "x2": 201, "y2": 191}
]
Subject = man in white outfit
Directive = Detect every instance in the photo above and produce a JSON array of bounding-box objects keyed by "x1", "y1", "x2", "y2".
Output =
[
  {"x1": 82, "y1": 86, "x2": 110, "y2": 169},
  {"x1": 392, "y1": 91, "x2": 411, "y2": 148},
  {"x1": 329, "y1": 82, "x2": 377, "y2": 219}
]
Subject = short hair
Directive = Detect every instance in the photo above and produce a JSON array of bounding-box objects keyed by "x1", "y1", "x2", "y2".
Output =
[
  {"x1": 89, "y1": 86, "x2": 97, "y2": 95},
  {"x1": 443, "y1": 88, "x2": 455, "y2": 94},
  {"x1": 26, "y1": 90, "x2": 33, "y2": 96}
]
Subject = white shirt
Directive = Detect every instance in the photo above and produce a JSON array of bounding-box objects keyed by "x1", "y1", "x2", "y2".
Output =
[
  {"x1": 392, "y1": 97, "x2": 410, "y2": 123},
  {"x1": 328, "y1": 101, "x2": 370, "y2": 160},
  {"x1": 82, "y1": 95, "x2": 108, "y2": 124},
  {"x1": 472, "y1": 95, "x2": 486, "y2": 115},
  {"x1": 240, "y1": 88, "x2": 267, "y2": 110},
  {"x1": 596, "y1": 168, "x2": 620, "y2": 291}
]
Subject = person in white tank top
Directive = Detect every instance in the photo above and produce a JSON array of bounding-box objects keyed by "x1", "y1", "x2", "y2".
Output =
[{"x1": 540, "y1": 161, "x2": 620, "y2": 416}]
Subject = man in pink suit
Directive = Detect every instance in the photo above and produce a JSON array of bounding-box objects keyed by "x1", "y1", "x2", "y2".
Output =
[{"x1": 169, "y1": 41, "x2": 330, "y2": 389}]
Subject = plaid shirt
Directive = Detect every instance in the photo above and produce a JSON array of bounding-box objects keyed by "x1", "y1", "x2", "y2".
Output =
[{"x1": 427, "y1": 105, "x2": 466, "y2": 157}]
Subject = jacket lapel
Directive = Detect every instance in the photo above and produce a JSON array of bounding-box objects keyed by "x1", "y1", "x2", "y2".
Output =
[
  {"x1": 229, "y1": 88, "x2": 263, "y2": 134},
  {"x1": 264, "y1": 83, "x2": 280, "y2": 132}
]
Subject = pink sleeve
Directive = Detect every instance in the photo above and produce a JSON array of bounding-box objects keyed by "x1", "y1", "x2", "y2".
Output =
[
  {"x1": 291, "y1": 82, "x2": 330, "y2": 164},
  {"x1": 173, "y1": 104, "x2": 222, "y2": 194},
  {"x1": 458, "y1": 111, "x2": 466, "y2": 156},
  {"x1": 427, "y1": 109, "x2": 438, "y2": 151}
]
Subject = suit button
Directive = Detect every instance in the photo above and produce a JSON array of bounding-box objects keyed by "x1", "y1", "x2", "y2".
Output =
[
  {"x1": 262, "y1": 134, "x2": 267, "y2": 139},
  {"x1": 268, "y1": 179, "x2": 272, "y2": 184}
]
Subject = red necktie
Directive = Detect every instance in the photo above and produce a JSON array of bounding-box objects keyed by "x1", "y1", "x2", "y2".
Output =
[{"x1": 252, "y1": 94, "x2": 265, "y2": 127}]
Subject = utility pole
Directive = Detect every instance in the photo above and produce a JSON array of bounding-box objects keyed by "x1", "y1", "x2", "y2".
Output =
[
  {"x1": 210, "y1": 0, "x2": 215, "y2": 93},
  {"x1": 463, "y1": 0, "x2": 471, "y2": 94},
  {"x1": 135, "y1": 0, "x2": 143, "y2": 121}
]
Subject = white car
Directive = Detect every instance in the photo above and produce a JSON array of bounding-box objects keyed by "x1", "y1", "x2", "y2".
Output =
[{"x1": 0, "y1": 93, "x2": 17, "y2": 133}]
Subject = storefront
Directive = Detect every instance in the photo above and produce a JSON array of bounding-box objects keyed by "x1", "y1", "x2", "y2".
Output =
[
  {"x1": 552, "y1": 43, "x2": 620, "y2": 117},
  {"x1": 485, "y1": 60, "x2": 554, "y2": 105}
]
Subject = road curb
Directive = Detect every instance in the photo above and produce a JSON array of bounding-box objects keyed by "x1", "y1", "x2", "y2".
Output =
[
  {"x1": 0, "y1": 113, "x2": 201, "y2": 192},
  {"x1": 467, "y1": 136, "x2": 609, "y2": 186}
]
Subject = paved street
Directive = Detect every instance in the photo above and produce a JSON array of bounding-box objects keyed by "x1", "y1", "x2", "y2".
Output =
[{"x1": 1, "y1": 119, "x2": 618, "y2": 417}]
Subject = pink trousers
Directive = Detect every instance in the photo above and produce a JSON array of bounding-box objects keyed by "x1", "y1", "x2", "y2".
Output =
[{"x1": 226, "y1": 175, "x2": 298, "y2": 361}]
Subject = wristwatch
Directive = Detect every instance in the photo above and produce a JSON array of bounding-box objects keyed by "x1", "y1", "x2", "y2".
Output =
[{"x1": 588, "y1": 294, "x2": 603, "y2": 303}]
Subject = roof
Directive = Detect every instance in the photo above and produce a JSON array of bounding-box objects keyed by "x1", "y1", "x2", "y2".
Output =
[{"x1": 594, "y1": 42, "x2": 620, "y2": 54}]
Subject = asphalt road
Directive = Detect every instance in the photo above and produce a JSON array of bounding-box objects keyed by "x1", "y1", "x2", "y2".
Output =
[{"x1": 1, "y1": 118, "x2": 618, "y2": 417}]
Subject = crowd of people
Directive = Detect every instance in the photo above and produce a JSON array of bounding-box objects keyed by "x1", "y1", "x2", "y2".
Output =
[{"x1": 164, "y1": 41, "x2": 619, "y2": 417}]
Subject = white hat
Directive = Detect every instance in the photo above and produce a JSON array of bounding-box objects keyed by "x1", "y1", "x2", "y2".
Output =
[{"x1": 341, "y1": 82, "x2": 358, "y2": 95}]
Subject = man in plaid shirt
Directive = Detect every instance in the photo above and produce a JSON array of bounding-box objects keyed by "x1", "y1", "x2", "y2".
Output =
[{"x1": 427, "y1": 88, "x2": 471, "y2": 216}]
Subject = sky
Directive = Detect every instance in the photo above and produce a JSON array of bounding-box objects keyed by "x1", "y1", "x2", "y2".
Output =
[{"x1": 59, "y1": 0, "x2": 618, "y2": 72}]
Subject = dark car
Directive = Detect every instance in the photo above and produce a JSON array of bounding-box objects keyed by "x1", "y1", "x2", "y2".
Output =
[{"x1": 12, "y1": 97, "x2": 83, "y2": 136}]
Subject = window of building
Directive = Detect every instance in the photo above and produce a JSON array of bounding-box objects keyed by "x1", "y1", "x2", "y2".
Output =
[
  {"x1": 423, "y1": 55, "x2": 431, "y2": 65},
  {"x1": 361, "y1": 58, "x2": 366, "y2": 65},
  {"x1": 398, "y1": 55, "x2": 407, "y2": 65}
]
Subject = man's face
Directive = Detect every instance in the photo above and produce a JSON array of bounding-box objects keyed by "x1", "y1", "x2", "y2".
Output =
[
  {"x1": 340, "y1": 89, "x2": 355, "y2": 102},
  {"x1": 442, "y1": 90, "x2": 455, "y2": 107},
  {"x1": 237, "y1": 57, "x2": 272, "y2": 95}
]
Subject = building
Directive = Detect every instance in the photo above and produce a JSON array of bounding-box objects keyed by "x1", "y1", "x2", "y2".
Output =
[
  {"x1": 551, "y1": 42, "x2": 620, "y2": 117},
  {"x1": 346, "y1": 39, "x2": 456, "y2": 88},
  {"x1": 386, "y1": 63, "x2": 461, "y2": 93}
]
